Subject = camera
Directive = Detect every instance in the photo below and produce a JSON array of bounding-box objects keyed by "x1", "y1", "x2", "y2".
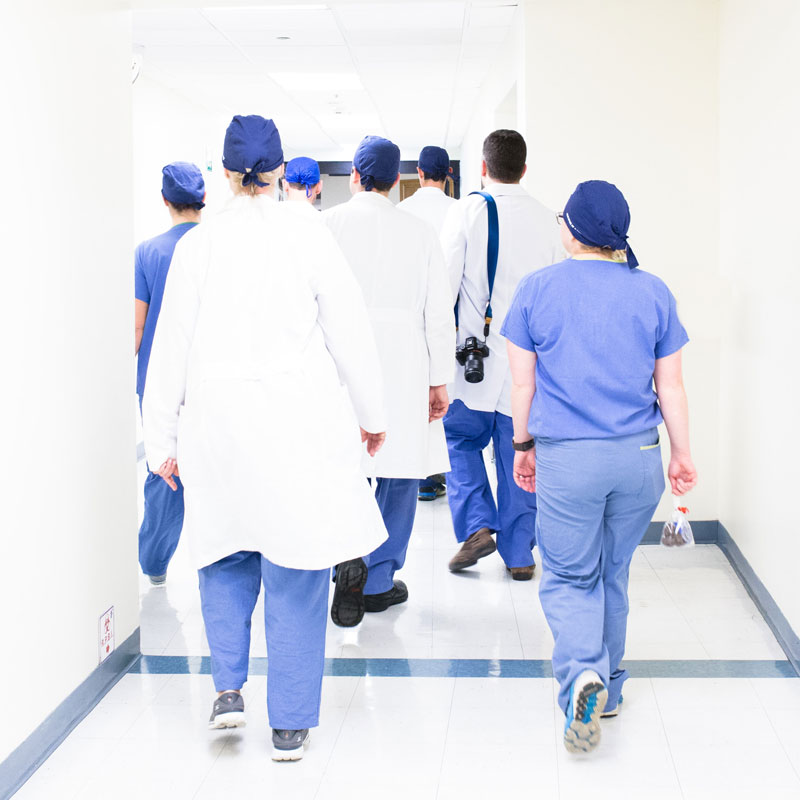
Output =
[{"x1": 455, "y1": 336, "x2": 490, "y2": 383}]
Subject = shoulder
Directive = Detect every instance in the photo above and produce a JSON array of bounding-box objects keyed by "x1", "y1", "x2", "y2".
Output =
[
  {"x1": 629, "y1": 267, "x2": 674, "y2": 300},
  {"x1": 518, "y1": 258, "x2": 572, "y2": 291}
]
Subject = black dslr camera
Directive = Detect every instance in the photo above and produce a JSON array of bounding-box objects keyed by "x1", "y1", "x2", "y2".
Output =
[{"x1": 455, "y1": 336, "x2": 490, "y2": 383}]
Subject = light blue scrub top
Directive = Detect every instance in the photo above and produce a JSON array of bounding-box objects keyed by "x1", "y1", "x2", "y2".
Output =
[
  {"x1": 134, "y1": 222, "x2": 198, "y2": 398},
  {"x1": 500, "y1": 256, "x2": 689, "y2": 440}
]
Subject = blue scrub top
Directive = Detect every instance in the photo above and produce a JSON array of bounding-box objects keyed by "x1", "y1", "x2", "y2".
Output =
[
  {"x1": 500, "y1": 257, "x2": 689, "y2": 440},
  {"x1": 135, "y1": 222, "x2": 198, "y2": 398}
]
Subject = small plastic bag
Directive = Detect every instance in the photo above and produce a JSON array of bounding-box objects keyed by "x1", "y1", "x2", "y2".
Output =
[{"x1": 660, "y1": 497, "x2": 694, "y2": 548}]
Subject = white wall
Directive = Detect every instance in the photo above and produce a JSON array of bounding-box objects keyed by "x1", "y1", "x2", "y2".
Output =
[
  {"x1": 0, "y1": 0, "x2": 139, "y2": 762},
  {"x1": 718, "y1": 0, "x2": 800, "y2": 630},
  {"x1": 523, "y1": 0, "x2": 722, "y2": 521}
]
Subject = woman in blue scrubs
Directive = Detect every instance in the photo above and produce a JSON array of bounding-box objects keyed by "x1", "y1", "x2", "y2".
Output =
[{"x1": 502, "y1": 180, "x2": 697, "y2": 754}]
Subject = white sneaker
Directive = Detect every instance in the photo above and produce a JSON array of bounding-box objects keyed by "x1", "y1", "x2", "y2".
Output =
[
  {"x1": 564, "y1": 670, "x2": 607, "y2": 753},
  {"x1": 208, "y1": 691, "x2": 246, "y2": 730},
  {"x1": 271, "y1": 728, "x2": 310, "y2": 761}
]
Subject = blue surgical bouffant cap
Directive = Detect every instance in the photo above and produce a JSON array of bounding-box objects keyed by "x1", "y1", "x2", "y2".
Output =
[
  {"x1": 418, "y1": 146, "x2": 451, "y2": 179},
  {"x1": 222, "y1": 115, "x2": 284, "y2": 188},
  {"x1": 353, "y1": 135, "x2": 400, "y2": 191},
  {"x1": 285, "y1": 157, "x2": 321, "y2": 196},
  {"x1": 161, "y1": 162, "x2": 205, "y2": 209},
  {"x1": 563, "y1": 180, "x2": 639, "y2": 268}
]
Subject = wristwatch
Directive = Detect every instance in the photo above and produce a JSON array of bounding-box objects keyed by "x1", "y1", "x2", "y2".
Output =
[{"x1": 512, "y1": 438, "x2": 535, "y2": 452}]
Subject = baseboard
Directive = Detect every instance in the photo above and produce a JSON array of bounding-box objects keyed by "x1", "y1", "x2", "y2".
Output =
[
  {"x1": 716, "y1": 525, "x2": 800, "y2": 677},
  {"x1": 0, "y1": 628, "x2": 140, "y2": 800},
  {"x1": 641, "y1": 519, "x2": 719, "y2": 544}
]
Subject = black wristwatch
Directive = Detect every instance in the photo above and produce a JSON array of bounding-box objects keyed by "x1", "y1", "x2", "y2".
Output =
[{"x1": 512, "y1": 438, "x2": 535, "y2": 452}]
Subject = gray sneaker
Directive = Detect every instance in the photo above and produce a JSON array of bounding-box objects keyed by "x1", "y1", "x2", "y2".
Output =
[
  {"x1": 148, "y1": 573, "x2": 167, "y2": 586},
  {"x1": 271, "y1": 728, "x2": 310, "y2": 761},
  {"x1": 208, "y1": 691, "x2": 246, "y2": 729}
]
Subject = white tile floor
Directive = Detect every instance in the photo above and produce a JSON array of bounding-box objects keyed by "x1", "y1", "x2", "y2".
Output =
[{"x1": 13, "y1": 475, "x2": 800, "y2": 799}]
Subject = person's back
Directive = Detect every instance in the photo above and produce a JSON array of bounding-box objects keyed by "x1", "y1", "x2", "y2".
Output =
[{"x1": 397, "y1": 144, "x2": 456, "y2": 234}]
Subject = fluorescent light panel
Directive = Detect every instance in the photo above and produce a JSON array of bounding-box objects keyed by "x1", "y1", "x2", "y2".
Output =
[{"x1": 269, "y1": 72, "x2": 363, "y2": 91}]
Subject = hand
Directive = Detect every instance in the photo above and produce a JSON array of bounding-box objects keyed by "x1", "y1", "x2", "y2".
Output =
[
  {"x1": 668, "y1": 453, "x2": 697, "y2": 495},
  {"x1": 513, "y1": 449, "x2": 536, "y2": 493},
  {"x1": 360, "y1": 427, "x2": 386, "y2": 457},
  {"x1": 429, "y1": 385, "x2": 449, "y2": 422},
  {"x1": 156, "y1": 457, "x2": 180, "y2": 491}
]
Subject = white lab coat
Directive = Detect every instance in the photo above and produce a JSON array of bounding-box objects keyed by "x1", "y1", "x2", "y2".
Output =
[
  {"x1": 323, "y1": 191, "x2": 455, "y2": 479},
  {"x1": 441, "y1": 182, "x2": 564, "y2": 416},
  {"x1": 397, "y1": 186, "x2": 455, "y2": 234},
  {"x1": 143, "y1": 194, "x2": 389, "y2": 571}
]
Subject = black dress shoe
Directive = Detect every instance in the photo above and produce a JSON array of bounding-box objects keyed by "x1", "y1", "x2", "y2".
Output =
[
  {"x1": 364, "y1": 579, "x2": 409, "y2": 613},
  {"x1": 330, "y1": 558, "x2": 368, "y2": 627}
]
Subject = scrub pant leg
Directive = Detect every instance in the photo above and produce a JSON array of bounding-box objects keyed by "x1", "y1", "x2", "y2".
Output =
[
  {"x1": 491, "y1": 412, "x2": 537, "y2": 568},
  {"x1": 443, "y1": 400, "x2": 498, "y2": 543},
  {"x1": 138, "y1": 471, "x2": 184, "y2": 576},
  {"x1": 534, "y1": 431, "x2": 663, "y2": 713},
  {"x1": 364, "y1": 478, "x2": 419, "y2": 595}
]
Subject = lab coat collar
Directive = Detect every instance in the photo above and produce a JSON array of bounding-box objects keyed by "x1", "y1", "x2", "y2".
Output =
[
  {"x1": 481, "y1": 182, "x2": 529, "y2": 198},
  {"x1": 350, "y1": 190, "x2": 395, "y2": 208}
]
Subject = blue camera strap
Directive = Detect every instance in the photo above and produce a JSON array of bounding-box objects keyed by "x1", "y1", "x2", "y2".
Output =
[{"x1": 455, "y1": 191, "x2": 499, "y2": 336}]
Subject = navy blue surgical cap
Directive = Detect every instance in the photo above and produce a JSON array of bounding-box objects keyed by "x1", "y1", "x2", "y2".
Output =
[
  {"x1": 285, "y1": 157, "x2": 321, "y2": 196},
  {"x1": 563, "y1": 180, "x2": 639, "y2": 268},
  {"x1": 222, "y1": 115, "x2": 284, "y2": 187},
  {"x1": 353, "y1": 135, "x2": 400, "y2": 191},
  {"x1": 161, "y1": 162, "x2": 205, "y2": 209},
  {"x1": 418, "y1": 146, "x2": 451, "y2": 179}
]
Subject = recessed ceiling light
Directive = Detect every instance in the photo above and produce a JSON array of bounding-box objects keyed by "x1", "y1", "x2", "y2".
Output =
[{"x1": 276, "y1": 35, "x2": 291, "y2": 41}]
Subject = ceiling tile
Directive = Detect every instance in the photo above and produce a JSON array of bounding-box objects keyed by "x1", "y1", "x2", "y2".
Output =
[
  {"x1": 241, "y1": 45, "x2": 353, "y2": 68},
  {"x1": 354, "y1": 44, "x2": 461, "y2": 64},
  {"x1": 468, "y1": 4, "x2": 518, "y2": 28},
  {"x1": 335, "y1": 2, "x2": 465, "y2": 31},
  {"x1": 201, "y1": 7, "x2": 339, "y2": 33}
]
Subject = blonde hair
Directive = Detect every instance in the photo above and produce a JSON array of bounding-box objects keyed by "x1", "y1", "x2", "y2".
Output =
[
  {"x1": 228, "y1": 167, "x2": 282, "y2": 196},
  {"x1": 574, "y1": 242, "x2": 628, "y2": 262}
]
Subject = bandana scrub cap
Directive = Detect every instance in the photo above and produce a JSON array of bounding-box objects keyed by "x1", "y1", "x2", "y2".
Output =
[
  {"x1": 285, "y1": 157, "x2": 321, "y2": 197},
  {"x1": 353, "y1": 135, "x2": 400, "y2": 192},
  {"x1": 222, "y1": 115, "x2": 284, "y2": 188},
  {"x1": 161, "y1": 162, "x2": 206, "y2": 209},
  {"x1": 418, "y1": 146, "x2": 452, "y2": 180},
  {"x1": 563, "y1": 180, "x2": 639, "y2": 268}
]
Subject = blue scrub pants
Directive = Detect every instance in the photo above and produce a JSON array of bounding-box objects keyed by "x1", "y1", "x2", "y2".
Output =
[
  {"x1": 534, "y1": 429, "x2": 665, "y2": 713},
  {"x1": 364, "y1": 478, "x2": 418, "y2": 595},
  {"x1": 198, "y1": 551, "x2": 330, "y2": 730},
  {"x1": 443, "y1": 399, "x2": 537, "y2": 568}
]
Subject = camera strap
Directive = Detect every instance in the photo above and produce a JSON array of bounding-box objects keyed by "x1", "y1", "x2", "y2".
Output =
[{"x1": 455, "y1": 191, "x2": 499, "y2": 337}]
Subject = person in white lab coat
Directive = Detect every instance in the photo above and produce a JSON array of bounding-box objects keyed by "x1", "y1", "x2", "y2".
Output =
[
  {"x1": 441, "y1": 129, "x2": 563, "y2": 580},
  {"x1": 323, "y1": 135, "x2": 455, "y2": 626},
  {"x1": 142, "y1": 115, "x2": 388, "y2": 761},
  {"x1": 398, "y1": 145, "x2": 456, "y2": 502},
  {"x1": 283, "y1": 156, "x2": 323, "y2": 214}
]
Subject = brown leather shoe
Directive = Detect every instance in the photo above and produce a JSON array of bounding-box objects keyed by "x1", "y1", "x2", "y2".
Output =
[
  {"x1": 448, "y1": 528, "x2": 497, "y2": 572},
  {"x1": 507, "y1": 565, "x2": 536, "y2": 581}
]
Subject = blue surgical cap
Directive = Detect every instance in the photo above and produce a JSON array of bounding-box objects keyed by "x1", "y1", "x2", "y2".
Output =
[
  {"x1": 285, "y1": 157, "x2": 321, "y2": 196},
  {"x1": 161, "y1": 162, "x2": 205, "y2": 209},
  {"x1": 418, "y1": 146, "x2": 451, "y2": 180},
  {"x1": 563, "y1": 180, "x2": 639, "y2": 268},
  {"x1": 222, "y1": 115, "x2": 284, "y2": 187},
  {"x1": 353, "y1": 135, "x2": 400, "y2": 192}
]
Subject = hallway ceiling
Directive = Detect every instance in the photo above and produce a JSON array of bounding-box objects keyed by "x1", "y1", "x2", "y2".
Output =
[{"x1": 133, "y1": 1, "x2": 518, "y2": 159}]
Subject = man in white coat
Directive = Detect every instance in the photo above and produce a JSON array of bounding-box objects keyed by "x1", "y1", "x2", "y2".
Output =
[
  {"x1": 398, "y1": 145, "x2": 456, "y2": 502},
  {"x1": 143, "y1": 115, "x2": 388, "y2": 761},
  {"x1": 323, "y1": 135, "x2": 455, "y2": 625},
  {"x1": 441, "y1": 129, "x2": 563, "y2": 581}
]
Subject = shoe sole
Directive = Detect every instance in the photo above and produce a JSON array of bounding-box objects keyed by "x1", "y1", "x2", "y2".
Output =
[
  {"x1": 448, "y1": 540, "x2": 497, "y2": 572},
  {"x1": 271, "y1": 733, "x2": 310, "y2": 762},
  {"x1": 330, "y1": 560, "x2": 368, "y2": 627},
  {"x1": 208, "y1": 711, "x2": 246, "y2": 730},
  {"x1": 564, "y1": 682, "x2": 607, "y2": 753},
  {"x1": 508, "y1": 567, "x2": 536, "y2": 581}
]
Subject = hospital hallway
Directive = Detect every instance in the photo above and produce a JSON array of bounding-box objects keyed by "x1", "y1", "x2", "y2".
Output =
[{"x1": 13, "y1": 463, "x2": 800, "y2": 800}]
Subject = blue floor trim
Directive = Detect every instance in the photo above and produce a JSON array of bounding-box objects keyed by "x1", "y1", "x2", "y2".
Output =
[
  {"x1": 642, "y1": 519, "x2": 719, "y2": 544},
  {"x1": 131, "y1": 655, "x2": 797, "y2": 680},
  {"x1": 0, "y1": 628, "x2": 140, "y2": 800}
]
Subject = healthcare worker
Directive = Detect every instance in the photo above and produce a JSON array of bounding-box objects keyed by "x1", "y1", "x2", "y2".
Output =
[
  {"x1": 502, "y1": 180, "x2": 697, "y2": 753},
  {"x1": 398, "y1": 145, "x2": 456, "y2": 502},
  {"x1": 134, "y1": 161, "x2": 205, "y2": 586},
  {"x1": 284, "y1": 156, "x2": 322, "y2": 212},
  {"x1": 323, "y1": 135, "x2": 454, "y2": 626},
  {"x1": 441, "y1": 130, "x2": 563, "y2": 580},
  {"x1": 143, "y1": 115, "x2": 389, "y2": 761}
]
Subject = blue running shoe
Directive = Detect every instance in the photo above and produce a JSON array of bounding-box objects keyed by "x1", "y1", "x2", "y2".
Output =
[{"x1": 564, "y1": 669, "x2": 607, "y2": 753}]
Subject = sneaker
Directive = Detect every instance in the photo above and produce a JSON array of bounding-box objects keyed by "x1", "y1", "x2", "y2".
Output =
[
  {"x1": 330, "y1": 558, "x2": 368, "y2": 628},
  {"x1": 148, "y1": 573, "x2": 167, "y2": 586},
  {"x1": 364, "y1": 579, "x2": 409, "y2": 612},
  {"x1": 418, "y1": 477, "x2": 446, "y2": 501},
  {"x1": 506, "y1": 565, "x2": 536, "y2": 581},
  {"x1": 448, "y1": 528, "x2": 496, "y2": 572},
  {"x1": 272, "y1": 728, "x2": 310, "y2": 761},
  {"x1": 208, "y1": 691, "x2": 246, "y2": 730},
  {"x1": 601, "y1": 695, "x2": 623, "y2": 718},
  {"x1": 564, "y1": 670, "x2": 608, "y2": 753}
]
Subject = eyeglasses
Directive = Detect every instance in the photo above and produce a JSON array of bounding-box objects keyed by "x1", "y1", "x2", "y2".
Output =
[{"x1": 556, "y1": 212, "x2": 564, "y2": 224}]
